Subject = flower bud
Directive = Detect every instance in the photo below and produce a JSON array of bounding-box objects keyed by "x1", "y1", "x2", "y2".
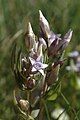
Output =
[
  {"x1": 19, "y1": 99, "x2": 29, "y2": 111},
  {"x1": 46, "y1": 64, "x2": 60, "y2": 86},
  {"x1": 39, "y1": 10, "x2": 50, "y2": 39},
  {"x1": 48, "y1": 29, "x2": 73, "y2": 57},
  {"x1": 25, "y1": 77, "x2": 35, "y2": 90},
  {"x1": 25, "y1": 22, "x2": 36, "y2": 50},
  {"x1": 58, "y1": 29, "x2": 73, "y2": 52}
]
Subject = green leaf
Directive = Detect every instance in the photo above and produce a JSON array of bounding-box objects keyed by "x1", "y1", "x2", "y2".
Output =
[
  {"x1": 16, "y1": 48, "x2": 22, "y2": 71},
  {"x1": 47, "y1": 93, "x2": 57, "y2": 101},
  {"x1": 11, "y1": 42, "x2": 16, "y2": 72}
]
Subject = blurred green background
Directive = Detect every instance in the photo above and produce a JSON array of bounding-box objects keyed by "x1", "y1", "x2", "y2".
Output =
[{"x1": 0, "y1": 0, "x2": 80, "y2": 119}]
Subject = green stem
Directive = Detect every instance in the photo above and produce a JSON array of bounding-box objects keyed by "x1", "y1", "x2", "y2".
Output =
[
  {"x1": 27, "y1": 90, "x2": 30, "y2": 114},
  {"x1": 60, "y1": 92, "x2": 79, "y2": 120},
  {"x1": 60, "y1": 91, "x2": 70, "y2": 105},
  {"x1": 38, "y1": 98, "x2": 44, "y2": 120},
  {"x1": 42, "y1": 99, "x2": 50, "y2": 120},
  {"x1": 75, "y1": 108, "x2": 80, "y2": 119},
  {"x1": 71, "y1": 108, "x2": 79, "y2": 120}
]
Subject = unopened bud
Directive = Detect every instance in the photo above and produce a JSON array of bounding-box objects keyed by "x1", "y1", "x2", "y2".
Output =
[
  {"x1": 46, "y1": 64, "x2": 60, "y2": 86},
  {"x1": 25, "y1": 22, "x2": 35, "y2": 50},
  {"x1": 39, "y1": 10, "x2": 50, "y2": 39},
  {"x1": 25, "y1": 77, "x2": 35, "y2": 90},
  {"x1": 19, "y1": 99, "x2": 29, "y2": 111},
  {"x1": 58, "y1": 29, "x2": 73, "y2": 52}
]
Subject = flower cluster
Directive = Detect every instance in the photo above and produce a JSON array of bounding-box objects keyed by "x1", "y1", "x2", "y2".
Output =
[{"x1": 12, "y1": 10, "x2": 73, "y2": 119}]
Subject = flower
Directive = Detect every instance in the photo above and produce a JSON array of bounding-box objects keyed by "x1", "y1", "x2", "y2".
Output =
[
  {"x1": 29, "y1": 57, "x2": 48, "y2": 76},
  {"x1": 39, "y1": 10, "x2": 73, "y2": 57},
  {"x1": 68, "y1": 51, "x2": 79, "y2": 58},
  {"x1": 66, "y1": 51, "x2": 80, "y2": 72},
  {"x1": 48, "y1": 29, "x2": 73, "y2": 57},
  {"x1": 48, "y1": 32, "x2": 61, "y2": 47},
  {"x1": 48, "y1": 36, "x2": 61, "y2": 57},
  {"x1": 58, "y1": 29, "x2": 73, "y2": 51}
]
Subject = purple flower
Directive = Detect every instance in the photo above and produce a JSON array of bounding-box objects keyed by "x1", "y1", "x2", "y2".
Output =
[
  {"x1": 68, "y1": 51, "x2": 79, "y2": 58},
  {"x1": 29, "y1": 57, "x2": 48, "y2": 76},
  {"x1": 48, "y1": 29, "x2": 73, "y2": 57},
  {"x1": 48, "y1": 32, "x2": 61, "y2": 47}
]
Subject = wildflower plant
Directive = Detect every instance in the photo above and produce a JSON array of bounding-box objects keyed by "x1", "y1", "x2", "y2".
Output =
[{"x1": 11, "y1": 10, "x2": 73, "y2": 120}]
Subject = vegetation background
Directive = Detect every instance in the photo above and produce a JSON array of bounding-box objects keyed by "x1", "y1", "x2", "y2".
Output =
[{"x1": 0, "y1": 0, "x2": 80, "y2": 119}]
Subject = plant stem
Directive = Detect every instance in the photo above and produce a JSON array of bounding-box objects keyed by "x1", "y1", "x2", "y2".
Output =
[
  {"x1": 27, "y1": 90, "x2": 31, "y2": 114},
  {"x1": 38, "y1": 98, "x2": 51, "y2": 120},
  {"x1": 60, "y1": 91, "x2": 70, "y2": 105},
  {"x1": 38, "y1": 98, "x2": 45, "y2": 120},
  {"x1": 42, "y1": 99, "x2": 50, "y2": 120},
  {"x1": 60, "y1": 91, "x2": 79, "y2": 120}
]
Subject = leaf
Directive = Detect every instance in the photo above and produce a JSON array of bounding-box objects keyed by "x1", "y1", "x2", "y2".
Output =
[
  {"x1": 11, "y1": 42, "x2": 16, "y2": 72},
  {"x1": 16, "y1": 48, "x2": 22, "y2": 71},
  {"x1": 47, "y1": 93, "x2": 57, "y2": 101},
  {"x1": 31, "y1": 109, "x2": 40, "y2": 118},
  {"x1": 28, "y1": 115, "x2": 35, "y2": 120}
]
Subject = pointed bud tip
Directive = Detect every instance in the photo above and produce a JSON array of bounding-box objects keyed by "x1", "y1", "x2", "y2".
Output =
[
  {"x1": 39, "y1": 10, "x2": 42, "y2": 16},
  {"x1": 64, "y1": 28, "x2": 73, "y2": 42},
  {"x1": 28, "y1": 22, "x2": 31, "y2": 28},
  {"x1": 28, "y1": 22, "x2": 33, "y2": 33},
  {"x1": 68, "y1": 29, "x2": 73, "y2": 35},
  {"x1": 39, "y1": 10, "x2": 44, "y2": 20},
  {"x1": 69, "y1": 29, "x2": 73, "y2": 38}
]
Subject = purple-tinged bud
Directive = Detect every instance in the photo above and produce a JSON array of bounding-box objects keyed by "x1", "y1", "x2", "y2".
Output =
[
  {"x1": 25, "y1": 77, "x2": 35, "y2": 90},
  {"x1": 58, "y1": 29, "x2": 73, "y2": 52},
  {"x1": 25, "y1": 22, "x2": 36, "y2": 50},
  {"x1": 46, "y1": 64, "x2": 60, "y2": 86},
  {"x1": 45, "y1": 59, "x2": 66, "y2": 86},
  {"x1": 48, "y1": 38, "x2": 60, "y2": 57},
  {"x1": 39, "y1": 10, "x2": 50, "y2": 39},
  {"x1": 39, "y1": 37, "x2": 47, "y2": 49},
  {"x1": 48, "y1": 29, "x2": 73, "y2": 57}
]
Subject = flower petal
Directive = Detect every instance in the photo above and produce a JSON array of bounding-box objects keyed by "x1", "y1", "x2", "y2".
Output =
[
  {"x1": 32, "y1": 67, "x2": 37, "y2": 72},
  {"x1": 63, "y1": 29, "x2": 73, "y2": 43},
  {"x1": 38, "y1": 69, "x2": 44, "y2": 76},
  {"x1": 39, "y1": 38, "x2": 47, "y2": 47},
  {"x1": 41, "y1": 63, "x2": 48, "y2": 69},
  {"x1": 29, "y1": 57, "x2": 36, "y2": 65}
]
